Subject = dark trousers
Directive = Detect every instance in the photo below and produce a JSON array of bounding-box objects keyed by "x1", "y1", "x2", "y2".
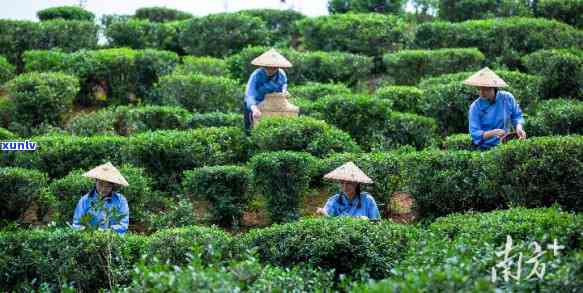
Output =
[{"x1": 243, "y1": 103, "x2": 254, "y2": 135}]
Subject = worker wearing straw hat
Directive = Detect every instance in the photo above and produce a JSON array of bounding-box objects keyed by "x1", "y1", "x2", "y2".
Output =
[
  {"x1": 466, "y1": 67, "x2": 526, "y2": 150},
  {"x1": 243, "y1": 48, "x2": 292, "y2": 132},
  {"x1": 316, "y1": 162, "x2": 380, "y2": 220},
  {"x1": 71, "y1": 162, "x2": 130, "y2": 235}
]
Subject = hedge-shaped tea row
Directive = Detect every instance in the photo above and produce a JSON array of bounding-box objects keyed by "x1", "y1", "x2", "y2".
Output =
[{"x1": 1, "y1": 207, "x2": 579, "y2": 291}]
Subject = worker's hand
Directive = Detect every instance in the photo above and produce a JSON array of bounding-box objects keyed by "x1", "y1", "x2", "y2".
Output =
[
  {"x1": 486, "y1": 129, "x2": 506, "y2": 139},
  {"x1": 516, "y1": 124, "x2": 527, "y2": 140},
  {"x1": 316, "y1": 207, "x2": 327, "y2": 216},
  {"x1": 251, "y1": 105, "x2": 262, "y2": 120}
]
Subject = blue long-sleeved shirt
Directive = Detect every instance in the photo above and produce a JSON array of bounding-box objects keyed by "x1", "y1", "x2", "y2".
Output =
[
  {"x1": 324, "y1": 192, "x2": 380, "y2": 220},
  {"x1": 468, "y1": 90, "x2": 525, "y2": 149},
  {"x1": 244, "y1": 68, "x2": 288, "y2": 110},
  {"x1": 72, "y1": 189, "x2": 129, "y2": 235}
]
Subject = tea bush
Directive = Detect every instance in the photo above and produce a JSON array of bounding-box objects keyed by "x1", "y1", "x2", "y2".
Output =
[
  {"x1": 183, "y1": 166, "x2": 251, "y2": 228},
  {"x1": 415, "y1": 17, "x2": 583, "y2": 68},
  {"x1": 536, "y1": 0, "x2": 583, "y2": 28},
  {"x1": 104, "y1": 19, "x2": 183, "y2": 53},
  {"x1": 151, "y1": 73, "x2": 242, "y2": 113},
  {"x1": 251, "y1": 116, "x2": 361, "y2": 158},
  {"x1": 228, "y1": 46, "x2": 373, "y2": 86},
  {"x1": 179, "y1": 13, "x2": 269, "y2": 57},
  {"x1": 37, "y1": 6, "x2": 95, "y2": 22},
  {"x1": 523, "y1": 49, "x2": 582, "y2": 100},
  {"x1": 0, "y1": 56, "x2": 15, "y2": 86},
  {"x1": 442, "y1": 133, "x2": 474, "y2": 151},
  {"x1": 5, "y1": 72, "x2": 79, "y2": 129},
  {"x1": 438, "y1": 0, "x2": 533, "y2": 22},
  {"x1": 374, "y1": 85, "x2": 423, "y2": 114},
  {"x1": 288, "y1": 82, "x2": 352, "y2": 101},
  {"x1": 134, "y1": 7, "x2": 193, "y2": 22},
  {"x1": 176, "y1": 56, "x2": 230, "y2": 77},
  {"x1": 328, "y1": 0, "x2": 405, "y2": 14},
  {"x1": 383, "y1": 48, "x2": 485, "y2": 85},
  {"x1": 0, "y1": 127, "x2": 16, "y2": 140},
  {"x1": 240, "y1": 217, "x2": 420, "y2": 279},
  {"x1": 250, "y1": 151, "x2": 317, "y2": 223},
  {"x1": 187, "y1": 112, "x2": 243, "y2": 129},
  {"x1": 238, "y1": 9, "x2": 305, "y2": 45},
  {"x1": 0, "y1": 167, "x2": 47, "y2": 221},
  {"x1": 296, "y1": 13, "x2": 412, "y2": 56},
  {"x1": 526, "y1": 99, "x2": 583, "y2": 136}
]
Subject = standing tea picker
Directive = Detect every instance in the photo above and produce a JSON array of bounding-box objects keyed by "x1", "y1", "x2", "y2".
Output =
[
  {"x1": 317, "y1": 162, "x2": 380, "y2": 220},
  {"x1": 467, "y1": 67, "x2": 526, "y2": 150},
  {"x1": 243, "y1": 48, "x2": 293, "y2": 132},
  {"x1": 71, "y1": 162, "x2": 130, "y2": 235}
]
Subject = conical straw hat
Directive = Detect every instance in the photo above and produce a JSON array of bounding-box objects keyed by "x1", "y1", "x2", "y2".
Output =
[
  {"x1": 463, "y1": 67, "x2": 508, "y2": 88},
  {"x1": 251, "y1": 48, "x2": 292, "y2": 68},
  {"x1": 83, "y1": 162, "x2": 129, "y2": 187},
  {"x1": 324, "y1": 162, "x2": 373, "y2": 184}
]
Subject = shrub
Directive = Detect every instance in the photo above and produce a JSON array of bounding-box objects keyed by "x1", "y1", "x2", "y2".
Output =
[
  {"x1": 296, "y1": 13, "x2": 412, "y2": 56},
  {"x1": 429, "y1": 207, "x2": 582, "y2": 247},
  {"x1": 127, "y1": 252, "x2": 334, "y2": 292},
  {"x1": 0, "y1": 127, "x2": 16, "y2": 140},
  {"x1": 382, "y1": 48, "x2": 485, "y2": 85},
  {"x1": 179, "y1": 13, "x2": 269, "y2": 57},
  {"x1": 2, "y1": 135, "x2": 127, "y2": 179},
  {"x1": 48, "y1": 164, "x2": 155, "y2": 226},
  {"x1": 240, "y1": 217, "x2": 420, "y2": 279},
  {"x1": 438, "y1": 0, "x2": 533, "y2": 22},
  {"x1": 23, "y1": 48, "x2": 179, "y2": 106},
  {"x1": 251, "y1": 116, "x2": 361, "y2": 158},
  {"x1": 288, "y1": 82, "x2": 351, "y2": 101},
  {"x1": 415, "y1": 17, "x2": 583, "y2": 68},
  {"x1": 134, "y1": 7, "x2": 193, "y2": 22},
  {"x1": 122, "y1": 127, "x2": 248, "y2": 190},
  {"x1": 6, "y1": 72, "x2": 79, "y2": 128},
  {"x1": 487, "y1": 136, "x2": 583, "y2": 212},
  {"x1": 526, "y1": 99, "x2": 583, "y2": 136},
  {"x1": 0, "y1": 56, "x2": 15, "y2": 86},
  {"x1": 536, "y1": 0, "x2": 583, "y2": 28},
  {"x1": 523, "y1": 49, "x2": 582, "y2": 100},
  {"x1": 250, "y1": 151, "x2": 317, "y2": 223},
  {"x1": 151, "y1": 73, "x2": 242, "y2": 113},
  {"x1": 375, "y1": 112, "x2": 439, "y2": 151},
  {"x1": 176, "y1": 56, "x2": 230, "y2": 77},
  {"x1": 104, "y1": 19, "x2": 183, "y2": 53},
  {"x1": 66, "y1": 109, "x2": 116, "y2": 136},
  {"x1": 310, "y1": 94, "x2": 393, "y2": 150},
  {"x1": 0, "y1": 19, "x2": 98, "y2": 69},
  {"x1": 144, "y1": 195, "x2": 198, "y2": 231},
  {"x1": 374, "y1": 85, "x2": 423, "y2": 113},
  {"x1": 328, "y1": 0, "x2": 406, "y2": 14},
  {"x1": 0, "y1": 229, "x2": 144, "y2": 291},
  {"x1": 442, "y1": 133, "x2": 474, "y2": 150},
  {"x1": 228, "y1": 46, "x2": 373, "y2": 86},
  {"x1": 111, "y1": 106, "x2": 191, "y2": 135},
  {"x1": 183, "y1": 166, "x2": 251, "y2": 228},
  {"x1": 37, "y1": 6, "x2": 95, "y2": 22},
  {"x1": 238, "y1": 9, "x2": 305, "y2": 45},
  {"x1": 0, "y1": 167, "x2": 47, "y2": 221},
  {"x1": 187, "y1": 112, "x2": 243, "y2": 129},
  {"x1": 154, "y1": 74, "x2": 243, "y2": 112},
  {"x1": 399, "y1": 149, "x2": 496, "y2": 219},
  {"x1": 144, "y1": 225, "x2": 233, "y2": 266}
]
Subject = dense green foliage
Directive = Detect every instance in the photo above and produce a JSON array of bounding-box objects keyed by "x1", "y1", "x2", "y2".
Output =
[
  {"x1": 6, "y1": 72, "x2": 79, "y2": 129},
  {"x1": 523, "y1": 49, "x2": 582, "y2": 100},
  {"x1": 134, "y1": 7, "x2": 193, "y2": 22},
  {"x1": 383, "y1": 48, "x2": 485, "y2": 85},
  {"x1": 104, "y1": 19, "x2": 183, "y2": 53},
  {"x1": 250, "y1": 151, "x2": 317, "y2": 223},
  {"x1": 179, "y1": 13, "x2": 269, "y2": 57},
  {"x1": 0, "y1": 167, "x2": 47, "y2": 222},
  {"x1": 183, "y1": 166, "x2": 251, "y2": 228},
  {"x1": 536, "y1": 0, "x2": 583, "y2": 28},
  {"x1": 0, "y1": 56, "x2": 15, "y2": 86},
  {"x1": 187, "y1": 112, "x2": 243, "y2": 129},
  {"x1": 251, "y1": 116, "x2": 361, "y2": 158},
  {"x1": 328, "y1": 0, "x2": 406, "y2": 14},
  {"x1": 238, "y1": 9, "x2": 305, "y2": 45},
  {"x1": 288, "y1": 82, "x2": 352, "y2": 101},
  {"x1": 527, "y1": 99, "x2": 583, "y2": 136},
  {"x1": 176, "y1": 56, "x2": 230, "y2": 77},
  {"x1": 37, "y1": 6, "x2": 95, "y2": 22},
  {"x1": 374, "y1": 85, "x2": 423, "y2": 114},
  {"x1": 228, "y1": 46, "x2": 373, "y2": 86},
  {"x1": 438, "y1": 0, "x2": 533, "y2": 22},
  {"x1": 297, "y1": 13, "x2": 413, "y2": 56}
]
